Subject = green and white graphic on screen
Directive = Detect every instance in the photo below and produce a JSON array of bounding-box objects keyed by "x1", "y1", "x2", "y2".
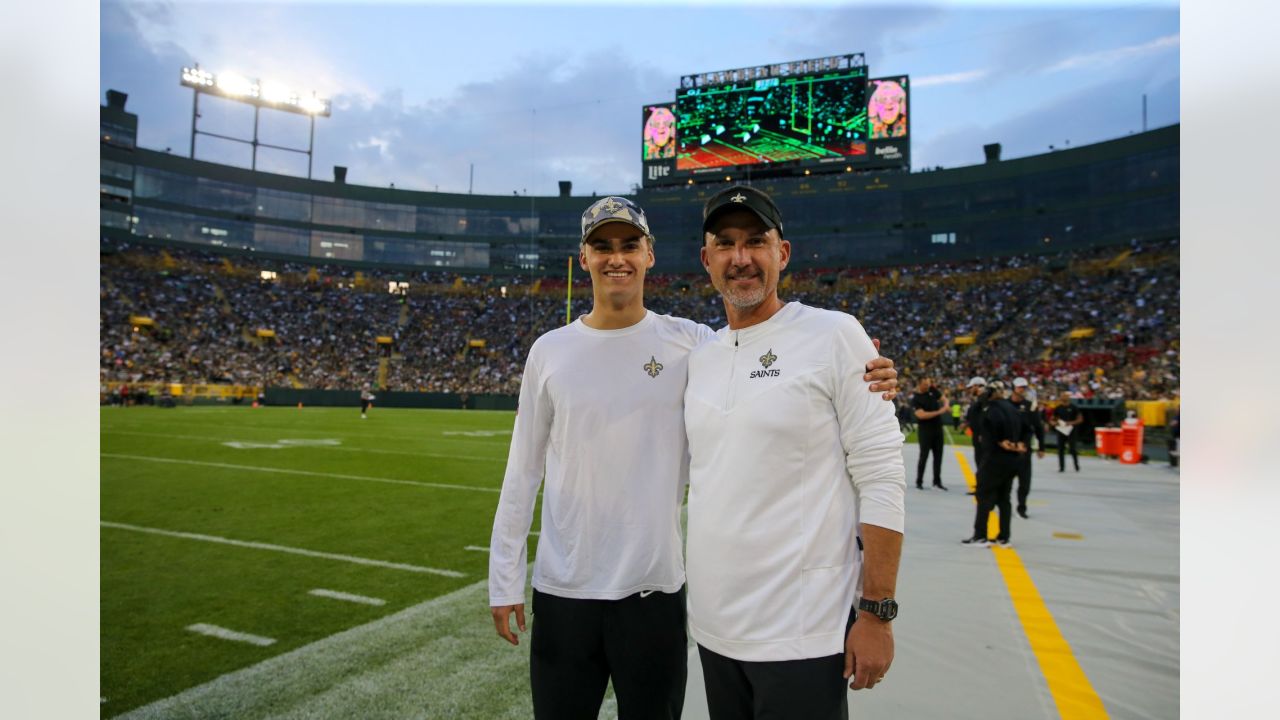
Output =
[{"x1": 675, "y1": 67, "x2": 868, "y2": 171}]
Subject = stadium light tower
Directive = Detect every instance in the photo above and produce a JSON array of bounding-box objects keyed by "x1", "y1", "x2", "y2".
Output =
[{"x1": 181, "y1": 65, "x2": 332, "y2": 178}]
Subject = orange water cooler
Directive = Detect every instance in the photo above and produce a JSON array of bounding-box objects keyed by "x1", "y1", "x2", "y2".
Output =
[
  {"x1": 1095, "y1": 428, "x2": 1122, "y2": 458},
  {"x1": 1119, "y1": 417, "x2": 1145, "y2": 464}
]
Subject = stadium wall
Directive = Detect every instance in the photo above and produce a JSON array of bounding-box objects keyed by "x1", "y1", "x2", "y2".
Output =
[
  {"x1": 263, "y1": 387, "x2": 517, "y2": 411},
  {"x1": 100, "y1": 99, "x2": 1177, "y2": 275}
]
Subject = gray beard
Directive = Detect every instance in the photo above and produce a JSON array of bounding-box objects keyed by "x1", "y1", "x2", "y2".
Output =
[{"x1": 722, "y1": 283, "x2": 767, "y2": 310}]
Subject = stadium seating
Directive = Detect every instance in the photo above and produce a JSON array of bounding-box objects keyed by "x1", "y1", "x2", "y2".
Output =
[{"x1": 100, "y1": 238, "x2": 1178, "y2": 402}]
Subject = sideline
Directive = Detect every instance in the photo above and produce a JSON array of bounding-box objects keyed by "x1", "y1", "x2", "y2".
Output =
[{"x1": 949, "y1": 439, "x2": 1109, "y2": 719}]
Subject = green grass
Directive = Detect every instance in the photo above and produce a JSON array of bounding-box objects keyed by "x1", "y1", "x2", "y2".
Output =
[{"x1": 101, "y1": 406, "x2": 537, "y2": 717}]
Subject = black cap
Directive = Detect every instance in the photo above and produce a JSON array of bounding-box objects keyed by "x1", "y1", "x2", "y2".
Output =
[{"x1": 701, "y1": 185, "x2": 784, "y2": 237}]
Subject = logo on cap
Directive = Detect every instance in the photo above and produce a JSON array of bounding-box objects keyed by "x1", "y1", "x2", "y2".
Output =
[
  {"x1": 643, "y1": 356, "x2": 664, "y2": 379},
  {"x1": 581, "y1": 196, "x2": 651, "y2": 241},
  {"x1": 730, "y1": 193, "x2": 746, "y2": 203}
]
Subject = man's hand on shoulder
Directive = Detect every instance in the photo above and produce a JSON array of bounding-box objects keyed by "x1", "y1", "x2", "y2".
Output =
[
  {"x1": 844, "y1": 613, "x2": 894, "y2": 691},
  {"x1": 865, "y1": 338, "x2": 898, "y2": 401},
  {"x1": 491, "y1": 603, "x2": 526, "y2": 645}
]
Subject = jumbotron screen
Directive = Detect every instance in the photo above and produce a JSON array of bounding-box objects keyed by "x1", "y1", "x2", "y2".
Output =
[{"x1": 675, "y1": 68, "x2": 868, "y2": 171}]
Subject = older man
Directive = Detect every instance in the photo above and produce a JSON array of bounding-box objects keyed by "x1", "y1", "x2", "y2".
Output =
[{"x1": 684, "y1": 186, "x2": 906, "y2": 719}]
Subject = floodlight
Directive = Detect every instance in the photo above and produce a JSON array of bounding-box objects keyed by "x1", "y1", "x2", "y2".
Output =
[
  {"x1": 260, "y1": 81, "x2": 292, "y2": 104},
  {"x1": 217, "y1": 73, "x2": 255, "y2": 97},
  {"x1": 299, "y1": 95, "x2": 329, "y2": 115}
]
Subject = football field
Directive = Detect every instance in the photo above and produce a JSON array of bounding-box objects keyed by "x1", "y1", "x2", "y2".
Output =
[{"x1": 101, "y1": 406, "x2": 546, "y2": 718}]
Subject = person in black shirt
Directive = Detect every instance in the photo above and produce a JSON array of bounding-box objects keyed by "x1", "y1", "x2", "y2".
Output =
[
  {"x1": 960, "y1": 376, "x2": 988, "y2": 495},
  {"x1": 1010, "y1": 378, "x2": 1046, "y2": 518},
  {"x1": 911, "y1": 378, "x2": 950, "y2": 490},
  {"x1": 962, "y1": 381, "x2": 1030, "y2": 547},
  {"x1": 1052, "y1": 392, "x2": 1083, "y2": 472}
]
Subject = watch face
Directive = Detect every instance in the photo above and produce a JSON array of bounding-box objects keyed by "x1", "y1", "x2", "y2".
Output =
[{"x1": 880, "y1": 599, "x2": 899, "y2": 621}]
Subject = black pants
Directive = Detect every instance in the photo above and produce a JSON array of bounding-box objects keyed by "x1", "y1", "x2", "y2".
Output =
[
  {"x1": 971, "y1": 437, "x2": 986, "y2": 474},
  {"x1": 530, "y1": 588, "x2": 687, "y2": 720},
  {"x1": 698, "y1": 606, "x2": 858, "y2": 720},
  {"x1": 973, "y1": 454, "x2": 1019, "y2": 541},
  {"x1": 1015, "y1": 453, "x2": 1032, "y2": 511},
  {"x1": 915, "y1": 426, "x2": 944, "y2": 486},
  {"x1": 1055, "y1": 430, "x2": 1079, "y2": 471}
]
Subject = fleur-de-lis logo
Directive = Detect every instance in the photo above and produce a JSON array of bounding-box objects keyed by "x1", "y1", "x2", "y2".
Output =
[
  {"x1": 730, "y1": 193, "x2": 746, "y2": 203},
  {"x1": 643, "y1": 355, "x2": 664, "y2": 378},
  {"x1": 759, "y1": 349, "x2": 777, "y2": 368},
  {"x1": 601, "y1": 197, "x2": 624, "y2": 214}
]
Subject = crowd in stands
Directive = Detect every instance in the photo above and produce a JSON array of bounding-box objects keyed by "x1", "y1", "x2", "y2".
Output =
[{"x1": 101, "y1": 237, "x2": 1179, "y2": 402}]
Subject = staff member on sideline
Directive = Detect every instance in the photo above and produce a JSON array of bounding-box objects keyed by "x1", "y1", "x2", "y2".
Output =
[
  {"x1": 960, "y1": 376, "x2": 988, "y2": 495},
  {"x1": 1010, "y1": 377, "x2": 1045, "y2": 518},
  {"x1": 962, "y1": 381, "x2": 1030, "y2": 547},
  {"x1": 911, "y1": 377, "x2": 949, "y2": 490},
  {"x1": 488, "y1": 195, "x2": 901, "y2": 720},
  {"x1": 1052, "y1": 391, "x2": 1084, "y2": 472},
  {"x1": 685, "y1": 186, "x2": 906, "y2": 719}
]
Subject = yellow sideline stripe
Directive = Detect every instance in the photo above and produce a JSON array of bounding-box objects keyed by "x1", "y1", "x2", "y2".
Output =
[
  {"x1": 991, "y1": 549, "x2": 1109, "y2": 718},
  {"x1": 952, "y1": 446, "x2": 1109, "y2": 719}
]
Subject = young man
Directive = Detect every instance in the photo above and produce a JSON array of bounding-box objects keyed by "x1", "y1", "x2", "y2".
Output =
[
  {"x1": 684, "y1": 186, "x2": 906, "y2": 719},
  {"x1": 488, "y1": 196, "x2": 900, "y2": 720}
]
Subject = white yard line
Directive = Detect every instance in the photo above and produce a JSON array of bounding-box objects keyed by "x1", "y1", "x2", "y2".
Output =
[
  {"x1": 308, "y1": 589, "x2": 387, "y2": 606},
  {"x1": 110, "y1": 576, "x2": 551, "y2": 720},
  {"x1": 107, "y1": 420, "x2": 512, "y2": 446},
  {"x1": 102, "y1": 429, "x2": 505, "y2": 463},
  {"x1": 187, "y1": 623, "x2": 277, "y2": 647},
  {"x1": 463, "y1": 545, "x2": 490, "y2": 552},
  {"x1": 100, "y1": 453, "x2": 501, "y2": 493},
  {"x1": 101, "y1": 521, "x2": 465, "y2": 578}
]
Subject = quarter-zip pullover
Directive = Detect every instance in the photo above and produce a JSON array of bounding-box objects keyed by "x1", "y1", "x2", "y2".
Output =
[{"x1": 684, "y1": 302, "x2": 905, "y2": 661}]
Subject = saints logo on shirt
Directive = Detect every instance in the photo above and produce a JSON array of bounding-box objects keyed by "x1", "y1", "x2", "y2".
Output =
[
  {"x1": 750, "y1": 349, "x2": 781, "y2": 379},
  {"x1": 644, "y1": 356, "x2": 664, "y2": 378}
]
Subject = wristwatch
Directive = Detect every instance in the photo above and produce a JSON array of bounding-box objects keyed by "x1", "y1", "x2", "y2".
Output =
[{"x1": 858, "y1": 597, "x2": 899, "y2": 622}]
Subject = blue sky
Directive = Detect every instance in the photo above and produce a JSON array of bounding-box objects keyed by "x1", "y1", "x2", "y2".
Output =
[{"x1": 100, "y1": 1, "x2": 1180, "y2": 195}]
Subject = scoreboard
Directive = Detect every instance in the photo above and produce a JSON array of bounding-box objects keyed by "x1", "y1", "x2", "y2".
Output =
[
  {"x1": 642, "y1": 56, "x2": 909, "y2": 188},
  {"x1": 676, "y1": 68, "x2": 869, "y2": 172}
]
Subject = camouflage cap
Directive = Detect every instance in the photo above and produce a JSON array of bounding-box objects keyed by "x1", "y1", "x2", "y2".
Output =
[{"x1": 580, "y1": 196, "x2": 653, "y2": 244}]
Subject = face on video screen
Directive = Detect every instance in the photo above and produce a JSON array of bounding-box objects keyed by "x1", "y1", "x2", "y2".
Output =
[
  {"x1": 643, "y1": 105, "x2": 676, "y2": 160},
  {"x1": 868, "y1": 78, "x2": 908, "y2": 139}
]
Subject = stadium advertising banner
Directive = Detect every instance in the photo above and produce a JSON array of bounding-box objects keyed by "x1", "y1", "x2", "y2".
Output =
[
  {"x1": 641, "y1": 103, "x2": 678, "y2": 188},
  {"x1": 675, "y1": 67, "x2": 869, "y2": 174},
  {"x1": 866, "y1": 76, "x2": 910, "y2": 169}
]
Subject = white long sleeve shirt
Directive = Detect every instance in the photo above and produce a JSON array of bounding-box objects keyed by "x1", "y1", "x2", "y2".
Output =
[
  {"x1": 488, "y1": 311, "x2": 714, "y2": 605},
  {"x1": 684, "y1": 302, "x2": 905, "y2": 662}
]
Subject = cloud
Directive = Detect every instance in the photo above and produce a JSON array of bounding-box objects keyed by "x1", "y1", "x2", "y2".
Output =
[
  {"x1": 914, "y1": 69, "x2": 988, "y2": 87},
  {"x1": 913, "y1": 72, "x2": 1179, "y2": 170},
  {"x1": 1044, "y1": 34, "x2": 1180, "y2": 73},
  {"x1": 766, "y1": 5, "x2": 947, "y2": 67},
  {"x1": 309, "y1": 50, "x2": 672, "y2": 195}
]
